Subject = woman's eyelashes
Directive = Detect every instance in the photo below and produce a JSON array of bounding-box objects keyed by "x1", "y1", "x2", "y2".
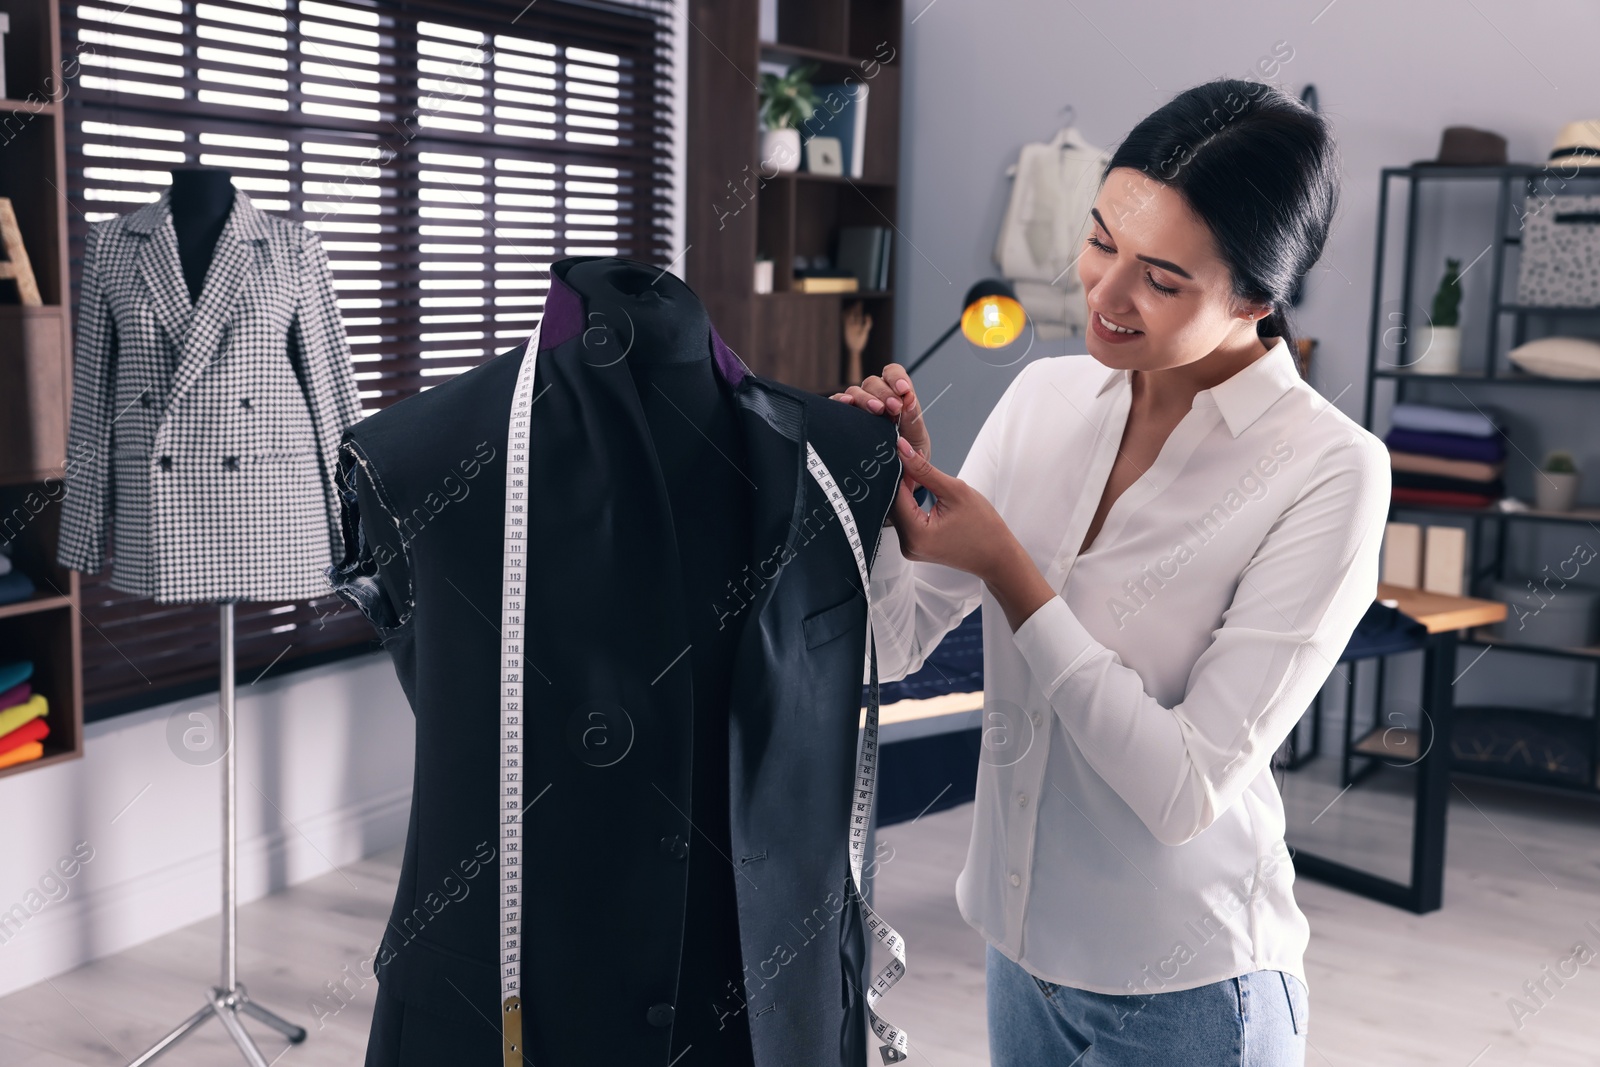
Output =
[{"x1": 1085, "y1": 233, "x2": 1180, "y2": 296}]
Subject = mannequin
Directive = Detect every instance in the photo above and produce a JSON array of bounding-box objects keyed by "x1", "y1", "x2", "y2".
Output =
[
  {"x1": 169, "y1": 168, "x2": 236, "y2": 301},
  {"x1": 561, "y1": 257, "x2": 756, "y2": 1066}
]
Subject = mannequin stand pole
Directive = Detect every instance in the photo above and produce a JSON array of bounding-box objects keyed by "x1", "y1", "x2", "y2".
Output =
[{"x1": 126, "y1": 604, "x2": 308, "y2": 1066}]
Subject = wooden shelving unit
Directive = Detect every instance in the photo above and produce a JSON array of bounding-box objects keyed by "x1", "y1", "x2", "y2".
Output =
[
  {"x1": 685, "y1": 0, "x2": 903, "y2": 395},
  {"x1": 0, "y1": 0, "x2": 85, "y2": 778}
]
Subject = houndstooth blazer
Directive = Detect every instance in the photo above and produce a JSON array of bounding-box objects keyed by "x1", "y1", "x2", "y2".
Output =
[{"x1": 56, "y1": 188, "x2": 362, "y2": 604}]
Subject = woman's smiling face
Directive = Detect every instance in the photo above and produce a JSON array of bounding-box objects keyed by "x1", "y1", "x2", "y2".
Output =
[{"x1": 1078, "y1": 166, "x2": 1268, "y2": 371}]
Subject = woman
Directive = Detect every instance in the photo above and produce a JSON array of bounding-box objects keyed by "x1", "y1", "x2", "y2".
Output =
[{"x1": 832, "y1": 79, "x2": 1389, "y2": 1065}]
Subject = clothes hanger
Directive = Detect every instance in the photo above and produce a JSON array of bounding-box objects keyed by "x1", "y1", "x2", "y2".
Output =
[
  {"x1": 1052, "y1": 103, "x2": 1080, "y2": 149},
  {"x1": 1005, "y1": 105, "x2": 1081, "y2": 176}
]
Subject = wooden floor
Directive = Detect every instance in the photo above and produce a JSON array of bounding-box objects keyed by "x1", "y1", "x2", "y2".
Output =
[{"x1": 3, "y1": 763, "x2": 1598, "y2": 1066}]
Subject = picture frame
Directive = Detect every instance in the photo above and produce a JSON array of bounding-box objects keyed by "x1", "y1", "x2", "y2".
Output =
[{"x1": 805, "y1": 136, "x2": 843, "y2": 176}]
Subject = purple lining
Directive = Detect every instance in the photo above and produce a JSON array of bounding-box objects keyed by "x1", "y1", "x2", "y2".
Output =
[{"x1": 537, "y1": 271, "x2": 747, "y2": 388}]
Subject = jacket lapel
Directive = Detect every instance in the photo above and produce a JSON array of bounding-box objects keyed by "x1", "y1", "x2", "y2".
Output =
[
  {"x1": 129, "y1": 191, "x2": 192, "y2": 359},
  {"x1": 164, "y1": 190, "x2": 274, "y2": 411}
]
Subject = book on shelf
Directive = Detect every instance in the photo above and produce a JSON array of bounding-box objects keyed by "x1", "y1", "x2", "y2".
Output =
[
  {"x1": 835, "y1": 225, "x2": 891, "y2": 292},
  {"x1": 793, "y1": 271, "x2": 860, "y2": 294},
  {"x1": 805, "y1": 82, "x2": 869, "y2": 179}
]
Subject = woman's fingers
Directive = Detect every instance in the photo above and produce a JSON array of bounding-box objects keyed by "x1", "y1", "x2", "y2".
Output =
[{"x1": 831, "y1": 364, "x2": 933, "y2": 465}]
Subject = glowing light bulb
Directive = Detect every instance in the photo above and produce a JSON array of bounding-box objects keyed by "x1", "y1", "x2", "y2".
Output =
[{"x1": 961, "y1": 295, "x2": 1024, "y2": 349}]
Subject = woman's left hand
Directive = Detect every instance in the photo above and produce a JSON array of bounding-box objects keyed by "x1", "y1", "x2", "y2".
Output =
[{"x1": 887, "y1": 436, "x2": 1012, "y2": 582}]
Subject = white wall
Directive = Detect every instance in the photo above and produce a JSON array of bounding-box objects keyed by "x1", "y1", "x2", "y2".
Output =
[{"x1": 0, "y1": 652, "x2": 412, "y2": 997}]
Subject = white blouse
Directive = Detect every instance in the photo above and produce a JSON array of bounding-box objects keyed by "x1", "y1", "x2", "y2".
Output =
[{"x1": 865, "y1": 336, "x2": 1390, "y2": 997}]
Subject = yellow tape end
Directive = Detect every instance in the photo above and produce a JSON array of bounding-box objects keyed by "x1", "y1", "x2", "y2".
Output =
[{"x1": 502, "y1": 996, "x2": 522, "y2": 1067}]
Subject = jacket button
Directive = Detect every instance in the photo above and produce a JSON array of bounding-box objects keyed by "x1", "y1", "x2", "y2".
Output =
[
  {"x1": 139, "y1": 394, "x2": 153, "y2": 407},
  {"x1": 660, "y1": 835, "x2": 688, "y2": 861},
  {"x1": 158, "y1": 456, "x2": 172, "y2": 471},
  {"x1": 239, "y1": 397, "x2": 252, "y2": 409},
  {"x1": 222, "y1": 456, "x2": 240, "y2": 471},
  {"x1": 646, "y1": 1002, "x2": 674, "y2": 1027}
]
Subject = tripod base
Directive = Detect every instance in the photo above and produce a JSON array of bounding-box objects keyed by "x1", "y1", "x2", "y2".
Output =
[{"x1": 125, "y1": 980, "x2": 308, "y2": 1066}]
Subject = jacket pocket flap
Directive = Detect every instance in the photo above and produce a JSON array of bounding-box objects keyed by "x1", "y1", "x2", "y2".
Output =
[{"x1": 802, "y1": 594, "x2": 861, "y2": 649}]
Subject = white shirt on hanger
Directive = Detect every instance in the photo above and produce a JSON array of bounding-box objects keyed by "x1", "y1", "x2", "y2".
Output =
[
  {"x1": 865, "y1": 337, "x2": 1390, "y2": 997},
  {"x1": 994, "y1": 125, "x2": 1109, "y2": 338}
]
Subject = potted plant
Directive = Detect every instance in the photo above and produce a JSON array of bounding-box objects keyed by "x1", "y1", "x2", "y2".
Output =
[
  {"x1": 1412, "y1": 257, "x2": 1462, "y2": 374},
  {"x1": 1535, "y1": 450, "x2": 1580, "y2": 512},
  {"x1": 757, "y1": 62, "x2": 818, "y2": 174}
]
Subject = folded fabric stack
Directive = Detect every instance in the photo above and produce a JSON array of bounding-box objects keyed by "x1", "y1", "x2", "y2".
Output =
[
  {"x1": 0, "y1": 553, "x2": 32, "y2": 607},
  {"x1": 0, "y1": 662, "x2": 49, "y2": 770},
  {"x1": 1383, "y1": 402, "x2": 1506, "y2": 508}
]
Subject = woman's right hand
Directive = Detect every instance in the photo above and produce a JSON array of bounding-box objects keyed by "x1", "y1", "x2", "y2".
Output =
[{"x1": 830, "y1": 361, "x2": 932, "y2": 466}]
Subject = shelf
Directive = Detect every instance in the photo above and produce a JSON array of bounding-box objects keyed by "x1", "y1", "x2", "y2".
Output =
[
  {"x1": 1379, "y1": 163, "x2": 1591, "y2": 180},
  {"x1": 757, "y1": 40, "x2": 888, "y2": 72},
  {"x1": 0, "y1": 97, "x2": 60, "y2": 116},
  {"x1": 1497, "y1": 303, "x2": 1600, "y2": 315},
  {"x1": 0, "y1": 593, "x2": 72, "y2": 620},
  {"x1": 1389, "y1": 499, "x2": 1600, "y2": 525},
  {"x1": 0, "y1": 747, "x2": 85, "y2": 781},
  {"x1": 1352, "y1": 705, "x2": 1597, "y2": 793},
  {"x1": 773, "y1": 171, "x2": 895, "y2": 188},
  {"x1": 1465, "y1": 626, "x2": 1600, "y2": 661},
  {"x1": 1351, "y1": 724, "x2": 1420, "y2": 761},
  {"x1": 760, "y1": 288, "x2": 891, "y2": 298},
  {"x1": 1374, "y1": 367, "x2": 1600, "y2": 387}
]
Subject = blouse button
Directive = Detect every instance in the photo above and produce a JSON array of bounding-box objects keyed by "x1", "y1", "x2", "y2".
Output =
[
  {"x1": 1030, "y1": 711, "x2": 1042, "y2": 728},
  {"x1": 1017, "y1": 793, "x2": 1028, "y2": 808},
  {"x1": 1009, "y1": 872, "x2": 1021, "y2": 887}
]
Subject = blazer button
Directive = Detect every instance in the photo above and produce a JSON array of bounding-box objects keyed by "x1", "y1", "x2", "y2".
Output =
[
  {"x1": 139, "y1": 394, "x2": 153, "y2": 407},
  {"x1": 660, "y1": 834, "x2": 688, "y2": 861},
  {"x1": 158, "y1": 456, "x2": 173, "y2": 471},
  {"x1": 646, "y1": 1002, "x2": 674, "y2": 1028},
  {"x1": 222, "y1": 456, "x2": 240, "y2": 471},
  {"x1": 239, "y1": 397, "x2": 252, "y2": 409}
]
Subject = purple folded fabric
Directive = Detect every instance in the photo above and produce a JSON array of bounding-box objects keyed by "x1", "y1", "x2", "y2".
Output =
[
  {"x1": 1385, "y1": 426, "x2": 1506, "y2": 464},
  {"x1": 0, "y1": 682, "x2": 30, "y2": 712}
]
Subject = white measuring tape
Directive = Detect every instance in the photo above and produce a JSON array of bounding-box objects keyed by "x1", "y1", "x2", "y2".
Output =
[
  {"x1": 498, "y1": 326, "x2": 540, "y2": 1067},
  {"x1": 804, "y1": 441, "x2": 911, "y2": 1065},
  {"x1": 497, "y1": 324, "x2": 909, "y2": 1064}
]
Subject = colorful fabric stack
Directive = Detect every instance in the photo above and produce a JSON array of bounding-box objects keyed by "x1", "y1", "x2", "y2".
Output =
[
  {"x1": 1384, "y1": 403, "x2": 1506, "y2": 508},
  {"x1": 0, "y1": 662, "x2": 48, "y2": 770}
]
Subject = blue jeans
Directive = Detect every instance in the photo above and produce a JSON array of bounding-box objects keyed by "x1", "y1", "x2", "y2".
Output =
[{"x1": 986, "y1": 943, "x2": 1308, "y2": 1066}]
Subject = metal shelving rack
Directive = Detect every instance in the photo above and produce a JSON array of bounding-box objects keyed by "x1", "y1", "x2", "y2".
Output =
[{"x1": 1361, "y1": 162, "x2": 1600, "y2": 796}]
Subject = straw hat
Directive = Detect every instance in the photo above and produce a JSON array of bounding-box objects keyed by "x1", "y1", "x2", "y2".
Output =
[{"x1": 1547, "y1": 120, "x2": 1600, "y2": 169}]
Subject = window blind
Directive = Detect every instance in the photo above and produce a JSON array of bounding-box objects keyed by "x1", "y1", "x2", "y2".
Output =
[{"x1": 61, "y1": 0, "x2": 676, "y2": 715}]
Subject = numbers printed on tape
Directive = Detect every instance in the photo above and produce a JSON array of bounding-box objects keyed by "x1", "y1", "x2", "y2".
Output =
[
  {"x1": 806, "y1": 442, "x2": 911, "y2": 1062},
  {"x1": 500, "y1": 326, "x2": 541, "y2": 1065}
]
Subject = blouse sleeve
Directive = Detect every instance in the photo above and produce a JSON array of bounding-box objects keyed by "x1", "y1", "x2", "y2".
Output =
[
  {"x1": 1010, "y1": 434, "x2": 1391, "y2": 846},
  {"x1": 863, "y1": 361, "x2": 1036, "y2": 685}
]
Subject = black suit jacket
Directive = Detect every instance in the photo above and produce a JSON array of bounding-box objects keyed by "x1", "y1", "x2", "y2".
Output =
[{"x1": 329, "y1": 270, "x2": 903, "y2": 1066}]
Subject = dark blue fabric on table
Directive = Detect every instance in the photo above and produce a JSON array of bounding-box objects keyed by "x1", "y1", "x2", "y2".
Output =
[
  {"x1": 869, "y1": 604, "x2": 986, "y2": 705},
  {"x1": 1341, "y1": 600, "x2": 1428, "y2": 661},
  {"x1": 866, "y1": 607, "x2": 986, "y2": 827}
]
